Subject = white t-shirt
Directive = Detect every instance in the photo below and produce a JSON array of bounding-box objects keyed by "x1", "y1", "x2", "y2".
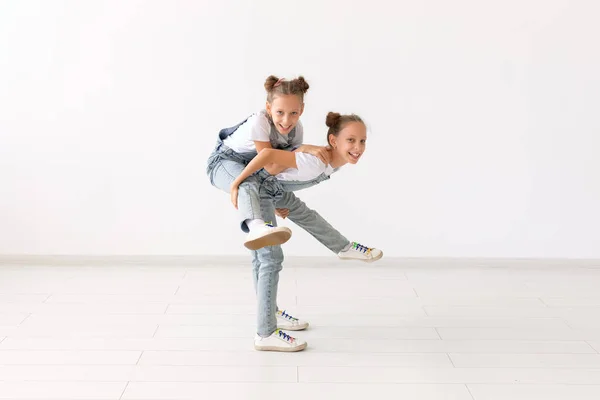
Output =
[
  {"x1": 275, "y1": 152, "x2": 335, "y2": 182},
  {"x1": 223, "y1": 110, "x2": 304, "y2": 152}
]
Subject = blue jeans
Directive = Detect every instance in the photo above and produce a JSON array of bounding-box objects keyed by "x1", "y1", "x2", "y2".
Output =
[
  {"x1": 207, "y1": 144, "x2": 350, "y2": 336},
  {"x1": 207, "y1": 143, "x2": 261, "y2": 233},
  {"x1": 206, "y1": 143, "x2": 350, "y2": 252},
  {"x1": 251, "y1": 190, "x2": 283, "y2": 336}
]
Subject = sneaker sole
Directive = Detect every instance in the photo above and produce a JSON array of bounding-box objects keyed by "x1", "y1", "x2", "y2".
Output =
[
  {"x1": 244, "y1": 228, "x2": 292, "y2": 250},
  {"x1": 339, "y1": 250, "x2": 384, "y2": 263},
  {"x1": 254, "y1": 342, "x2": 307, "y2": 352},
  {"x1": 277, "y1": 322, "x2": 309, "y2": 331}
]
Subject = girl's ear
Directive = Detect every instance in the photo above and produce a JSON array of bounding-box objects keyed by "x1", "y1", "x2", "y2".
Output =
[
  {"x1": 328, "y1": 134, "x2": 336, "y2": 149},
  {"x1": 266, "y1": 101, "x2": 272, "y2": 117}
]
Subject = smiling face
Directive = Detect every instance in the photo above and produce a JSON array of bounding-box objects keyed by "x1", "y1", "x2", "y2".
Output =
[
  {"x1": 329, "y1": 121, "x2": 367, "y2": 165},
  {"x1": 266, "y1": 94, "x2": 304, "y2": 135}
]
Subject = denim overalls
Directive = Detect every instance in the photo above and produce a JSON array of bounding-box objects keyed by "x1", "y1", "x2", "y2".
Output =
[
  {"x1": 206, "y1": 114, "x2": 300, "y2": 232},
  {"x1": 204, "y1": 114, "x2": 349, "y2": 337},
  {"x1": 256, "y1": 166, "x2": 334, "y2": 203},
  {"x1": 207, "y1": 115, "x2": 298, "y2": 175}
]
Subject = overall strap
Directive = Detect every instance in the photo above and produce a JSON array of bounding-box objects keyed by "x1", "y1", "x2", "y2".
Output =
[{"x1": 218, "y1": 116, "x2": 251, "y2": 141}]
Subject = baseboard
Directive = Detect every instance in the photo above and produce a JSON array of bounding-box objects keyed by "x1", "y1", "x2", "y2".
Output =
[
  {"x1": 0, "y1": 254, "x2": 599, "y2": 268},
  {"x1": 0, "y1": 254, "x2": 248, "y2": 266}
]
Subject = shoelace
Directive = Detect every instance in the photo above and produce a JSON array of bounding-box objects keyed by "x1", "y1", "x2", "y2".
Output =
[
  {"x1": 277, "y1": 309, "x2": 298, "y2": 321},
  {"x1": 265, "y1": 221, "x2": 274, "y2": 228},
  {"x1": 275, "y1": 329, "x2": 295, "y2": 342},
  {"x1": 352, "y1": 242, "x2": 373, "y2": 255}
]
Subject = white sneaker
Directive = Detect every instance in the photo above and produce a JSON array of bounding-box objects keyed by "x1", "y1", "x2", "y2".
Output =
[
  {"x1": 276, "y1": 309, "x2": 309, "y2": 331},
  {"x1": 244, "y1": 223, "x2": 292, "y2": 250},
  {"x1": 254, "y1": 329, "x2": 307, "y2": 352},
  {"x1": 338, "y1": 241, "x2": 383, "y2": 262}
]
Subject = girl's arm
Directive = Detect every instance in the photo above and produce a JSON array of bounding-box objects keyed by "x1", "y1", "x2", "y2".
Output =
[
  {"x1": 252, "y1": 141, "x2": 290, "y2": 217},
  {"x1": 264, "y1": 162, "x2": 289, "y2": 176},
  {"x1": 230, "y1": 148, "x2": 297, "y2": 208},
  {"x1": 296, "y1": 144, "x2": 331, "y2": 165},
  {"x1": 254, "y1": 140, "x2": 272, "y2": 153},
  {"x1": 255, "y1": 140, "x2": 330, "y2": 168},
  {"x1": 253, "y1": 140, "x2": 282, "y2": 174}
]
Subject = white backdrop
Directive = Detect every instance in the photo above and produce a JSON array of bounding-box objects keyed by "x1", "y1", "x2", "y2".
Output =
[{"x1": 1, "y1": 0, "x2": 599, "y2": 258}]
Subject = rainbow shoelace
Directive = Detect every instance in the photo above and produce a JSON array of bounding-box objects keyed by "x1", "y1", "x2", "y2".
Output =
[
  {"x1": 277, "y1": 309, "x2": 298, "y2": 322},
  {"x1": 275, "y1": 329, "x2": 295, "y2": 343},
  {"x1": 351, "y1": 242, "x2": 373, "y2": 255}
]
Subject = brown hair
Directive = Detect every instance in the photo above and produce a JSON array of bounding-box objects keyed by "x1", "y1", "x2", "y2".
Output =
[
  {"x1": 325, "y1": 112, "x2": 364, "y2": 146},
  {"x1": 264, "y1": 75, "x2": 310, "y2": 103}
]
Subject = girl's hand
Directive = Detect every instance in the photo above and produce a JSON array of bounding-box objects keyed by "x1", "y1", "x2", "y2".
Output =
[
  {"x1": 275, "y1": 208, "x2": 290, "y2": 219},
  {"x1": 297, "y1": 144, "x2": 332, "y2": 165},
  {"x1": 230, "y1": 183, "x2": 240, "y2": 209}
]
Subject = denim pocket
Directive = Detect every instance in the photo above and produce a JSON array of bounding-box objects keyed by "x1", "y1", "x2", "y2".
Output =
[{"x1": 260, "y1": 176, "x2": 284, "y2": 201}]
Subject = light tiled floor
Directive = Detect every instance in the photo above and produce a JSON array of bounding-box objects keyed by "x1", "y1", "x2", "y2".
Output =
[{"x1": 1, "y1": 257, "x2": 600, "y2": 399}]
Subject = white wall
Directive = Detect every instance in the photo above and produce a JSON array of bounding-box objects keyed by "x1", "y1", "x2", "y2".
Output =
[{"x1": 1, "y1": 0, "x2": 599, "y2": 258}]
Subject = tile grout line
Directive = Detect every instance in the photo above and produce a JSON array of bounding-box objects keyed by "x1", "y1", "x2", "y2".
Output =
[
  {"x1": 119, "y1": 381, "x2": 130, "y2": 400},
  {"x1": 465, "y1": 384, "x2": 476, "y2": 400},
  {"x1": 537, "y1": 297, "x2": 547, "y2": 307},
  {"x1": 585, "y1": 341, "x2": 599, "y2": 354},
  {"x1": 562, "y1": 318, "x2": 575, "y2": 329},
  {"x1": 446, "y1": 353, "x2": 456, "y2": 367},
  {"x1": 19, "y1": 313, "x2": 32, "y2": 325},
  {"x1": 136, "y1": 350, "x2": 144, "y2": 365}
]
